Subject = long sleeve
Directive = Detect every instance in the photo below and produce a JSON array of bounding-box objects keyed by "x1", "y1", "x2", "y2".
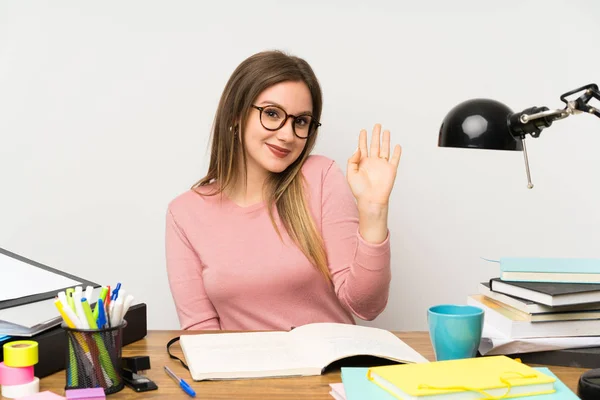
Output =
[
  {"x1": 165, "y1": 208, "x2": 220, "y2": 330},
  {"x1": 320, "y1": 160, "x2": 392, "y2": 320}
]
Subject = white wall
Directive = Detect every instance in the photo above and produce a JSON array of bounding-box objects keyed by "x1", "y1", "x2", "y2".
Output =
[{"x1": 1, "y1": 0, "x2": 599, "y2": 331}]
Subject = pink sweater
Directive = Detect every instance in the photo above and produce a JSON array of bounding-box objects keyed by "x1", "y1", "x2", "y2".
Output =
[{"x1": 165, "y1": 155, "x2": 391, "y2": 331}]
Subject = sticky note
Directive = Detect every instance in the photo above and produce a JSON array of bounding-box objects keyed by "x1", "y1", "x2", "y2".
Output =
[
  {"x1": 15, "y1": 391, "x2": 66, "y2": 400},
  {"x1": 64, "y1": 387, "x2": 105, "y2": 400}
]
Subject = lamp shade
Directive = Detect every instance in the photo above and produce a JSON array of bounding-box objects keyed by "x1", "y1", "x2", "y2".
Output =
[{"x1": 438, "y1": 99, "x2": 523, "y2": 151}]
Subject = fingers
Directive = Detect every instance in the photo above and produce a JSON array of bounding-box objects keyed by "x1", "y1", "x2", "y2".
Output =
[
  {"x1": 370, "y1": 124, "x2": 381, "y2": 158},
  {"x1": 358, "y1": 123, "x2": 399, "y2": 164},
  {"x1": 358, "y1": 129, "x2": 368, "y2": 161},
  {"x1": 389, "y1": 144, "x2": 402, "y2": 168},
  {"x1": 347, "y1": 147, "x2": 361, "y2": 174},
  {"x1": 379, "y1": 129, "x2": 390, "y2": 160}
]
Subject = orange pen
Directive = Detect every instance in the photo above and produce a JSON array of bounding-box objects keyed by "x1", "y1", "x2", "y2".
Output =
[{"x1": 105, "y1": 286, "x2": 111, "y2": 309}]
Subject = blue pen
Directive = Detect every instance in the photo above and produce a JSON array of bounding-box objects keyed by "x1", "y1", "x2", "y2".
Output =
[
  {"x1": 112, "y1": 283, "x2": 122, "y2": 300},
  {"x1": 164, "y1": 366, "x2": 195, "y2": 398},
  {"x1": 96, "y1": 299, "x2": 107, "y2": 329}
]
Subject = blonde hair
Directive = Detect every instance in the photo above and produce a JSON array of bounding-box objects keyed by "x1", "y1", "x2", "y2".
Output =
[{"x1": 192, "y1": 50, "x2": 330, "y2": 283}]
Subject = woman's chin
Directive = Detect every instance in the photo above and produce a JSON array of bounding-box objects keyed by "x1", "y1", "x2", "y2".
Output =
[{"x1": 263, "y1": 160, "x2": 292, "y2": 174}]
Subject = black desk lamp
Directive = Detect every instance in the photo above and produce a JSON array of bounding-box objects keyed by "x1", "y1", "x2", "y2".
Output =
[
  {"x1": 439, "y1": 83, "x2": 600, "y2": 399},
  {"x1": 438, "y1": 83, "x2": 600, "y2": 188}
]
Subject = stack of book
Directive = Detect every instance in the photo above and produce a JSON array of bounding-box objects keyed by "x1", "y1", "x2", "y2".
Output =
[
  {"x1": 468, "y1": 257, "x2": 600, "y2": 362},
  {"x1": 330, "y1": 356, "x2": 579, "y2": 400}
]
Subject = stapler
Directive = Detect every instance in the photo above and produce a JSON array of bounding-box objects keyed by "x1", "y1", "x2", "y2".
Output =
[{"x1": 121, "y1": 356, "x2": 158, "y2": 392}]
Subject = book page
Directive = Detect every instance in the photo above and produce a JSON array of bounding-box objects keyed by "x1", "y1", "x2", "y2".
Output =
[
  {"x1": 291, "y1": 323, "x2": 429, "y2": 367},
  {"x1": 180, "y1": 331, "x2": 316, "y2": 380}
]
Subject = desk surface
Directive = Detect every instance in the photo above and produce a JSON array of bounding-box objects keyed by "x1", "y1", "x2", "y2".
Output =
[{"x1": 17, "y1": 330, "x2": 588, "y2": 399}]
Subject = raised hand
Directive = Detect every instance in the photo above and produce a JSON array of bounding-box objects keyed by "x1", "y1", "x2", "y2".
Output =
[{"x1": 346, "y1": 124, "x2": 402, "y2": 208}]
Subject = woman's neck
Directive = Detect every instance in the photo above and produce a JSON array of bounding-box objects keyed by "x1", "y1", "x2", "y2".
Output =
[{"x1": 225, "y1": 165, "x2": 269, "y2": 207}]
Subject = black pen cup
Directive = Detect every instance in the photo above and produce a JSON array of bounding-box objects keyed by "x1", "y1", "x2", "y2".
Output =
[{"x1": 62, "y1": 321, "x2": 127, "y2": 395}]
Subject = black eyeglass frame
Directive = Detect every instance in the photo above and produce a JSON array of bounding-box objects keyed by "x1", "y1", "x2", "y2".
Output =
[{"x1": 251, "y1": 105, "x2": 321, "y2": 139}]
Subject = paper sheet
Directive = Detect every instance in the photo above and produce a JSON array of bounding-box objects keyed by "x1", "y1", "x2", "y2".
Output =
[
  {"x1": 479, "y1": 322, "x2": 600, "y2": 355},
  {"x1": 0, "y1": 252, "x2": 80, "y2": 302},
  {"x1": 480, "y1": 335, "x2": 600, "y2": 355}
]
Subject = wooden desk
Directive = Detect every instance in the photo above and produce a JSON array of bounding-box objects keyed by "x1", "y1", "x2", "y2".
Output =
[{"x1": 20, "y1": 331, "x2": 587, "y2": 399}]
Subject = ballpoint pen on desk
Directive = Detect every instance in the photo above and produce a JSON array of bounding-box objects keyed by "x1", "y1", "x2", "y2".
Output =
[{"x1": 164, "y1": 366, "x2": 196, "y2": 398}]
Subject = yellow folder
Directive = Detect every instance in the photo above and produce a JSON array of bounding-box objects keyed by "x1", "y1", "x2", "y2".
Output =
[{"x1": 367, "y1": 355, "x2": 555, "y2": 400}]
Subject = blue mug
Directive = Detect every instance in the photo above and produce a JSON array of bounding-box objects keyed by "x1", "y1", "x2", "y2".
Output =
[{"x1": 427, "y1": 304, "x2": 484, "y2": 361}]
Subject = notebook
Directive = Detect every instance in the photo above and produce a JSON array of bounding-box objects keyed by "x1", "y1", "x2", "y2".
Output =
[
  {"x1": 489, "y1": 277, "x2": 600, "y2": 306},
  {"x1": 468, "y1": 294, "x2": 600, "y2": 338},
  {"x1": 500, "y1": 257, "x2": 600, "y2": 284},
  {"x1": 338, "y1": 367, "x2": 574, "y2": 400},
  {"x1": 367, "y1": 355, "x2": 555, "y2": 400},
  {"x1": 341, "y1": 367, "x2": 396, "y2": 400},
  {"x1": 525, "y1": 367, "x2": 579, "y2": 399},
  {"x1": 179, "y1": 322, "x2": 429, "y2": 380},
  {"x1": 479, "y1": 281, "x2": 600, "y2": 312}
]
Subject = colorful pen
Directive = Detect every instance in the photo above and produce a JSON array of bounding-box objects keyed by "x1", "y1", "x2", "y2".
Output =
[
  {"x1": 93, "y1": 287, "x2": 108, "y2": 320},
  {"x1": 96, "y1": 299, "x2": 107, "y2": 329},
  {"x1": 164, "y1": 366, "x2": 195, "y2": 398},
  {"x1": 105, "y1": 286, "x2": 111, "y2": 309},
  {"x1": 55, "y1": 299, "x2": 76, "y2": 328},
  {"x1": 56, "y1": 298, "x2": 83, "y2": 329},
  {"x1": 73, "y1": 291, "x2": 89, "y2": 329},
  {"x1": 81, "y1": 298, "x2": 98, "y2": 329},
  {"x1": 112, "y1": 283, "x2": 122, "y2": 300},
  {"x1": 57, "y1": 291, "x2": 70, "y2": 311},
  {"x1": 85, "y1": 286, "x2": 94, "y2": 303},
  {"x1": 110, "y1": 297, "x2": 123, "y2": 327},
  {"x1": 65, "y1": 288, "x2": 75, "y2": 312}
]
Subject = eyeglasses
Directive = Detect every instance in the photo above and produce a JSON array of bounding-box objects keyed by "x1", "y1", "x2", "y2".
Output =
[{"x1": 252, "y1": 105, "x2": 321, "y2": 139}]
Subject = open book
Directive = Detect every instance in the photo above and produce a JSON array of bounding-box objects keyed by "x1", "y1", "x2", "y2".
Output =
[{"x1": 179, "y1": 322, "x2": 429, "y2": 381}]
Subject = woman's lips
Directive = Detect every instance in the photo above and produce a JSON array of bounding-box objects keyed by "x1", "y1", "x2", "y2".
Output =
[{"x1": 266, "y1": 143, "x2": 291, "y2": 158}]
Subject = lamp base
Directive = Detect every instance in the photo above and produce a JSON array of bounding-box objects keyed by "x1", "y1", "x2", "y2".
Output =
[{"x1": 578, "y1": 368, "x2": 600, "y2": 399}]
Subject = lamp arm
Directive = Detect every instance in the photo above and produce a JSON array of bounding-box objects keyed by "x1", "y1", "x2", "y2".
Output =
[
  {"x1": 560, "y1": 83, "x2": 600, "y2": 118},
  {"x1": 509, "y1": 83, "x2": 600, "y2": 139},
  {"x1": 505, "y1": 83, "x2": 599, "y2": 189}
]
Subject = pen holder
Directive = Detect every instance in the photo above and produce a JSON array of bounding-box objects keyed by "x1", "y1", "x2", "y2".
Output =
[{"x1": 62, "y1": 321, "x2": 127, "y2": 395}]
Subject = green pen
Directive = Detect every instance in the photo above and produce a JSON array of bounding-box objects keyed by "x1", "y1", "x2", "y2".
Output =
[
  {"x1": 66, "y1": 288, "x2": 76, "y2": 313},
  {"x1": 81, "y1": 298, "x2": 98, "y2": 329},
  {"x1": 93, "y1": 287, "x2": 108, "y2": 320}
]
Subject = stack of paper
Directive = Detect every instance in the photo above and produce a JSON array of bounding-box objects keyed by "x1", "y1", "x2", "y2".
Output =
[{"x1": 0, "y1": 249, "x2": 100, "y2": 336}]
